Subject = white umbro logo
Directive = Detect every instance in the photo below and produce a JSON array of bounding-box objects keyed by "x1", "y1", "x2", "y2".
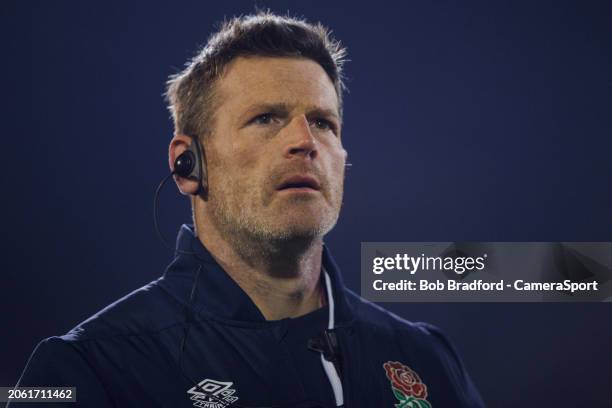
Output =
[{"x1": 187, "y1": 378, "x2": 240, "y2": 408}]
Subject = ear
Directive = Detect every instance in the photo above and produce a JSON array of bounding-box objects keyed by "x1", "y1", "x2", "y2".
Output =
[{"x1": 168, "y1": 134, "x2": 200, "y2": 196}]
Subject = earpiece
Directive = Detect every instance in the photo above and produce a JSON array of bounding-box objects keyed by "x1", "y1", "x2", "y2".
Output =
[
  {"x1": 172, "y1": 136, "x2": 208, "y2": 195},
  {"x1": 154, "y1": 136, "x2": 207, "y2": 254},
  {"x1": 173, "y1": 150, "x2": 195, "y2": 178}
]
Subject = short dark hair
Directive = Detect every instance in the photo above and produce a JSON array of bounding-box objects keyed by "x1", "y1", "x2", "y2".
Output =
[{"x1": 165, "y1": 11, "x2": 347, "y2": 138}]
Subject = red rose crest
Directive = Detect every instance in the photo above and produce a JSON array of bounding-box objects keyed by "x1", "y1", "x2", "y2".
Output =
[{"x1": 383, "y1": 361, "x2": 431, "y2": 408}]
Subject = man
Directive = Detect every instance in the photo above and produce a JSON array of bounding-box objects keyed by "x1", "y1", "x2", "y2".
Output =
[{"x1": 14, "y1": 12, "x2": 485, "y2": 407}]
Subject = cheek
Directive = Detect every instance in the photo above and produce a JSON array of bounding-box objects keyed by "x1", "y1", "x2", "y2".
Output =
[
  {"x1": 211, "y1": 155, "x2": 268, "y2": 203},
  {"x1": 326, "y1": 148, "x2": 347, "y2": 181},
  {"x1": 208, "y1": 143, "x2": 260, "y2": 186}
]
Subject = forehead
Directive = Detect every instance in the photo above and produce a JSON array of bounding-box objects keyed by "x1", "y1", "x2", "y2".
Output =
[{"x1": 216, "y1": 56, "x2": 339, "y2": 115}]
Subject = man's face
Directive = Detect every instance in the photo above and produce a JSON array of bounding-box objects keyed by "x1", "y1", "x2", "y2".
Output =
[{"x1": 203, "y1": 56, "x2": 347, "y2": 243}]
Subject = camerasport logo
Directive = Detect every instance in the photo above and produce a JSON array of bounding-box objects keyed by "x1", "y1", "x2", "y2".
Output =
[
  {"x1": 186, "y1": 378, "x2": 239, "y2": 408},
  {"x1": 383, "y1": 361, "x2": 432, "y2": 408}
]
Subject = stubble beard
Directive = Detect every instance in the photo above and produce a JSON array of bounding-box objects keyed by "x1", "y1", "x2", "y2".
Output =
[{"x1": 206, "y1": 180, "x2": 343, "y2": 263}]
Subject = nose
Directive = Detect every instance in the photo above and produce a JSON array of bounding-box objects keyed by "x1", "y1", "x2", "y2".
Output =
[{"x1": 283, "y1": 115, "x2": 318, "y2": 160}]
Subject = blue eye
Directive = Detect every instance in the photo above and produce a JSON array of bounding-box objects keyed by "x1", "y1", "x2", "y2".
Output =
[
  {"x1": 312, "y1": 118, "x2": 337, "y2": 133},
  {"x1": 314, "y1": 119, "x2": 330, "y2": 130},
  {"x1": 253, "y1": 113, "x2": 274, "y2": 125}
]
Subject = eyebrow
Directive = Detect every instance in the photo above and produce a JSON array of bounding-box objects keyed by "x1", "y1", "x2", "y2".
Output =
[{"x1": 241, "y1": 102, "x2": 341, "y2": 123}]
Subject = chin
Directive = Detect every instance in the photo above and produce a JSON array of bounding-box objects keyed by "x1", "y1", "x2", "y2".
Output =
[{"x1": 269, "y1": 214, "x2": 338, "y2": 241}]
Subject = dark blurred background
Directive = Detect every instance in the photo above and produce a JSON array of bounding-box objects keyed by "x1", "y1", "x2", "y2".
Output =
[{"x1": 2, "y1": 1, "x2": 611, "y2": 406}]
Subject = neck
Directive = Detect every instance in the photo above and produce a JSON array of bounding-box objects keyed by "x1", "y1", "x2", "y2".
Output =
[{"x1": 194, "y1": 209, "x2": 325, "y2": 321}]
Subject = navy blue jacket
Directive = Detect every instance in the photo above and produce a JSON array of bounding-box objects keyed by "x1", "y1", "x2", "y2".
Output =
[{"x1": 14, "y1": 225, "x2": 485, "y2": 407}]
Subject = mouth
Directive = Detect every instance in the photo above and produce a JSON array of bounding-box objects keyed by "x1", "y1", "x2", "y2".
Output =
[{"x1": 276, "y1": 175, "x2": 321, "y2": 192}]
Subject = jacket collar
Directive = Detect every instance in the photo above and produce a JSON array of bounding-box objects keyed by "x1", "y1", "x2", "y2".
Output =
[{"x1": 160, "y1": 224, "x2": 354, "y2": 327}]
